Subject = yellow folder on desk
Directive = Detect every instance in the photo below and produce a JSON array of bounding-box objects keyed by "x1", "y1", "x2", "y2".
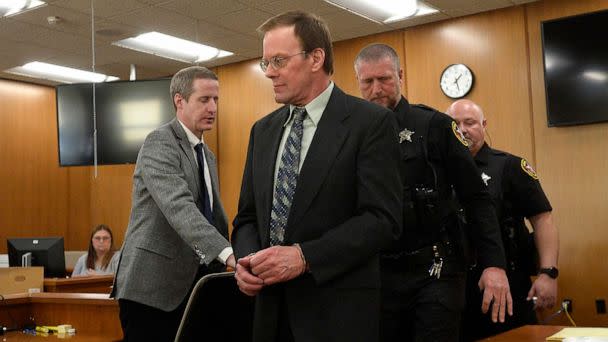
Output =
[{"x1": 547, "y1": 327, "x2": 608, "y2": 341}]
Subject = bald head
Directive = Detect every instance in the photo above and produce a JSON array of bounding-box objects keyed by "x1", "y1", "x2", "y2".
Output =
[{"x1": 446, "y1": 99, "x2": 486, "y2": 156}]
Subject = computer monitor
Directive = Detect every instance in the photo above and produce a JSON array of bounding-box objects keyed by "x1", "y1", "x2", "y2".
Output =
[{"x1": 7, "y1": 237, "x2": 66, "y2": 278}]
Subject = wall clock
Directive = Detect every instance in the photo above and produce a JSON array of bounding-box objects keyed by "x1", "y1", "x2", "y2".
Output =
[{"x1": 440, "y1": 63, "x2": 474, "y2": 99}]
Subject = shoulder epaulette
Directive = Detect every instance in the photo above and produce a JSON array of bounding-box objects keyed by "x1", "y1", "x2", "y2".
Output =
[
  {"x1": 412, "y1": 103, "x2": 439, "y2": 113},
  {"x1": 490, "y1": 149, "x2": 508, "y2": 156}
]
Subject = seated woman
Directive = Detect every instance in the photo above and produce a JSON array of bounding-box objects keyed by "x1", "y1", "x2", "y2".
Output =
[{"x1": 72, "y1": 224, "x2": 120, "y2": 277}]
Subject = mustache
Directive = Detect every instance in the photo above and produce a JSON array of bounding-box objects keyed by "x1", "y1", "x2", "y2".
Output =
[{"x1": 369, "y1": 96, "x2": 386, "y2": 102}]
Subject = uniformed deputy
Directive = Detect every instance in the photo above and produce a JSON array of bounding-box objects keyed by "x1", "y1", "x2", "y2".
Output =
[
  {"x1": 447, "y1": 99, "x2": 559, "y2": 341},
  {"x1": 354, "y1": 43, "x2": 512, "y2": 342}
]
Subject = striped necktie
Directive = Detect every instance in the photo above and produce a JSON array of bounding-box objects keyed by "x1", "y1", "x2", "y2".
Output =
[{"x1": 269, "y1": 107, "x2": 306, "y2": 245}]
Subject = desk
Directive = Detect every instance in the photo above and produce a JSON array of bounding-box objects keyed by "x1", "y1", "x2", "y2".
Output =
[
  {"x1": 483, "y1": 325, "x2": 566, "y2": 341},
  {"x1": 0, "y1": 292, "x2": 122, "y2": 340},
  {"x1": 43, "y1": 275, "x2": 114, "y2": 293},
  {"x1": 1, "y1": 331, "x2": 119, "y2": 341}
]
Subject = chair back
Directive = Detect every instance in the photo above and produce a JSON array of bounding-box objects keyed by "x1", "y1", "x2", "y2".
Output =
[{"x1": 174, "y1": 271, "x2": 254, "y2": 342}]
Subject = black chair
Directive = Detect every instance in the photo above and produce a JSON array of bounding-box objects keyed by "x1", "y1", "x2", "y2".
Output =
[{"x1": 174, "y1": 272, "x2": 254, "y2": 342}]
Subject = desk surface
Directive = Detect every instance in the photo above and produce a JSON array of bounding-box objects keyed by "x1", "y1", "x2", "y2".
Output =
[
  {"x1": 1, "y1": 292, "x2": 114, "y2": 304},
  {"x1": 483, "y1": 325, "x2": 566, "y2": 341},
  {"x1": 2, "y1": 331, "x2": 120, "y2": 341},
  {"x1": 43, "y1": 275, "x2": 114, "y2": 293}
]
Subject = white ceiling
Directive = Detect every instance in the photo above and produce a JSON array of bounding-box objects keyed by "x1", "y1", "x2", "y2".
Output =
[{"x1": 0, "y1": 0, "x2": 537, "y2": 85}]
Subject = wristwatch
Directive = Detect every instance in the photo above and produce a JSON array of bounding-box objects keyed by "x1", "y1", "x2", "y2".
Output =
[{"x1": 538, "y1": 267, "x2": 559, "y2": 279}]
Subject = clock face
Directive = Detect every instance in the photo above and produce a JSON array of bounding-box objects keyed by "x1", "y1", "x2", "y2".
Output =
[{"x1": 440, "y1": 64, "x2": 474, "y2": 99}]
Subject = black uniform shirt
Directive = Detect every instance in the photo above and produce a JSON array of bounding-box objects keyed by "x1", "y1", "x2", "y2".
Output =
[
  {"x1": 474, "y1": 143, "x2": 552, "y2": 221},
  {"x1": 393, "y1": 97, "x2": 506, "y2": 269}
]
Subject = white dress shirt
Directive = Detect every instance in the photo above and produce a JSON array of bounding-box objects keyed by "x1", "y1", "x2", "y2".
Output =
[
  {"x1": 273, "y1": 82, "x2": 334, "y2": 183},
  {"x1": 178, "y1": 119, "x2": 233, "y2": 264}
]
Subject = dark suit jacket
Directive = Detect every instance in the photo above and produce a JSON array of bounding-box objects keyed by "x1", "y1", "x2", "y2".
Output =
[
  {"x1": 232, "y1": 86, "x2": 403, "y2": 342},
  {"x1": 112, "y1": 118, "x2": 230, "y2": 312}
]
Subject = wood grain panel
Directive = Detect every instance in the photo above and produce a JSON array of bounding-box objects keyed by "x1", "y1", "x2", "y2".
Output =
[
  {"x1": 332, "y1": 30, "x2": 406, "y2": 98},
  {"x1": 44, "y1": 275, "x2": 114, "y2": 293},
  {"x1": 485, "y1": 325, "x2": 565, "y2": 341},
  {"x1": 217, "y1": 60, "x2": 280, "y2": 234},
  {"x1": 403, "y1": 6, "x2": 535, "y2": 162},
  {"x1": 0, "y1": 79, "x2": 69, "y2": 253},
  {"x1": 526, "y1": 0, "x2": 608, "y2": 327},
  {"x1": 88, "y1": 165, "x2": 135, "y2": 249},
  {"x1": 66, "y1": 166, "x2": 92, "y2": 250}
]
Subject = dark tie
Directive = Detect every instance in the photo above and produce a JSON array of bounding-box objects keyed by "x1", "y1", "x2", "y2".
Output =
[
  {"x1": 194, "y1": 143, "x2": 214, "y2": 226},
  {"x1": 269, "y1": 107, "x2": 307, "y2": 246}
]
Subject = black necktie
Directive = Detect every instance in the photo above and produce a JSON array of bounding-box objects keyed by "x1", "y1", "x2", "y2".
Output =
[{"x1": 194, "y1": 143, "x2": 214, "y2": 225}]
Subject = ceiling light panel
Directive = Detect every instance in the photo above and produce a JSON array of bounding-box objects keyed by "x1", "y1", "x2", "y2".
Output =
[
  {"x1": 4, "y1": 62, "x2": 119, "y2": 83},
  {"x1": 112, "y1": 32, "x2": 233, "y2": 64},
  {"x1": 1, "y1": 0, "x2": 46, "y2": 18},
  {"x1": 323, "y1": 0, "x2": 438, "y2": 24}
]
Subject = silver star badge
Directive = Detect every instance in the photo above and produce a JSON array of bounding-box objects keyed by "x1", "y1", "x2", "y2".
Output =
[
  {"x1": 481, "y1": 172, "x2": 491, "y2": 186},
  {"x1": 399, "y1": 128, "x2": 414, "y2": 143}
]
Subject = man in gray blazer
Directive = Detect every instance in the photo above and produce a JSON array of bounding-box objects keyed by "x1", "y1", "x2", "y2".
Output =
[{"x1": 112, "y1": 66, "x2": 234, "y2": 341}]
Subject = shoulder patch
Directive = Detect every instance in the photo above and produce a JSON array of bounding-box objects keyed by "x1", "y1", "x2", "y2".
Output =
[
  {"x1": 451, "y1": 121, "x2": 468, "y2": 147},
  {"x1": 520, "y1": 159, "x2": 539, "y2": 179}
]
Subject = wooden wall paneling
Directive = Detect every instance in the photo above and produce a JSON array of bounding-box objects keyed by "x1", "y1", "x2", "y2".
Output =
[
  {"x1": 65, "y1": 166, "x2": 92, "y2": 251},
  {"x1": 89, "y1": 165, "x2": 135, "y2": 249},
  {"x1": 205, "y1": 66, "x2": 220, "y2": 156},
  {"x1": 403, "y1": 6, "x2": 535, "y2": 162},
  {"x1": 332, "y1": 30, "x2": 406, "y2": 99},
  {"x1": 526, "y1": 0, "x2": 608, "y2": 327},
  {"x1": 216, "y1": 59, "x2": 280, "y2": 234},
  {"x1": 0, "y1": 79, "x2": 69, "y2": 253}
]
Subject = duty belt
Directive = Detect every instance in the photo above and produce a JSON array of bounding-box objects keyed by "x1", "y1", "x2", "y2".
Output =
[{"x1": 381, "y1": 242, "x2": 448, "y2": 279}]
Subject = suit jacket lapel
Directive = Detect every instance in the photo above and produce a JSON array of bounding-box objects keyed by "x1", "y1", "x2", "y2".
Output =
[
  {"x1": 170, "y1": 118, "x2": 202, "y2": 200},
  {"x1": 256, "y1": 106, "x2": 290, "y2": 245},
  {"x1": 286, "y1": 87, "x2": 349, "y2": 233}
]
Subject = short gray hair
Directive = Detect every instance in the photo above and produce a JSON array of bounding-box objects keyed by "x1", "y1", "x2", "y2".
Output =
[
  {"x1": 354, "y1": 43, "x2": 400, "y2": 73},
  {"x1": 170, "y1": 66, "x2": 218, "y2": 110}
]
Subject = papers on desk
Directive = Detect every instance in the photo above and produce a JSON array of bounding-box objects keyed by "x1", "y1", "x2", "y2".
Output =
[{"x1": 547, "y1": 328, "x2": 608, "y2": 341}]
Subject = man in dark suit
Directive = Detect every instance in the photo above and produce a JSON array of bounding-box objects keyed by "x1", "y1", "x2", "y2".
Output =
[
  {"x1": 232, "y1": 10, "x2": 403, "y2": 342},
  {"x1": 112, "y1": 66, "x2": 235, "y2": 341}
]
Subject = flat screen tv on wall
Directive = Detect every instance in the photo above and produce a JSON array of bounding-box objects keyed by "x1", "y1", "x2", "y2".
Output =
[
  {"x1": 541, "y1": 9, "x2": 608, "y2": 127},
  {"x1": 56, "y1": 83, "x2": 94, "y2": 166},
  {"x1": 56, "y1": 78, "x2": 175, "y2": 166}
]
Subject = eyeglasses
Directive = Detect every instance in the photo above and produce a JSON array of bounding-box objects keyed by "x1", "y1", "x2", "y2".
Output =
[
  {"x1": 259, "y1": 51, "x2": 308, "y2": 72},
  {"x1": 93, "y1": 236, "x2": 111, "y2": 242}
]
